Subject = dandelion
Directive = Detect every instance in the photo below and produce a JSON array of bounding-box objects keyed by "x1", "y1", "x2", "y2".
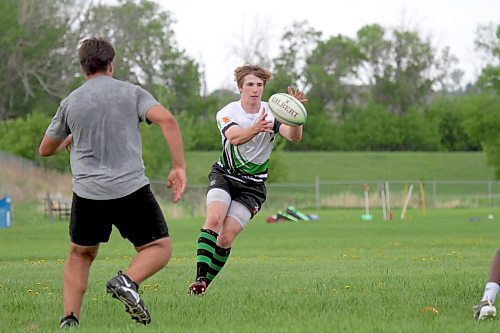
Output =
[{"x1": 421, "y1": 306, "x2": 439, "y2": 314}]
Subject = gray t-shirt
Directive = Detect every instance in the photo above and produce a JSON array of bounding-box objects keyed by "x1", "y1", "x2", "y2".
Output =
[{"x1": 46, "y1": 76, "x2": 159, "y2": 200}]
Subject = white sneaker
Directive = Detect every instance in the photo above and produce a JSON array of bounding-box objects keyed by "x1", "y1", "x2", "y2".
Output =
[{"x1": 473, "y1": 298, "x2": 497, "y2": 320}]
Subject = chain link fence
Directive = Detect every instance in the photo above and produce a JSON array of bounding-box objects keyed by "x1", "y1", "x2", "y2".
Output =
[{"x1": 151, "y1": 178, "x2": 500, "y2": 218}]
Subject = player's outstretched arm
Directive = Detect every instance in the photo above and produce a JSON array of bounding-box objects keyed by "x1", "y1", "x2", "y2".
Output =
[{"x1": 146, "y1": 104, "x2": 186, "y2": 203}]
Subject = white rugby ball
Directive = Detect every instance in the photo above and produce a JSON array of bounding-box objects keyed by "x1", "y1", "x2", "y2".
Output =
[{"x1": 268, "y1": 93, "x2": 307, "y2": 127}]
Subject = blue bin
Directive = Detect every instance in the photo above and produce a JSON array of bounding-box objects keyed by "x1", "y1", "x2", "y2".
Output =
[{"x1": 0, "y1": 196, "x2": 12, "y2": 228}]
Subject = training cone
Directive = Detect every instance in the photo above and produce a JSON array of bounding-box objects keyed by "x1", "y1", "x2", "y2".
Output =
[{"x1": 361, "y1": 214, "x2": 373, "y2": 221}]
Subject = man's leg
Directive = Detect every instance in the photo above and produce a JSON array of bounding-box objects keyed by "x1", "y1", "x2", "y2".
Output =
[
  {"x1": 62, "y1": 243, "x2": 99, "y2": 320},
  {"x1": 189, "y1": 200, "x2": 228, "y2": 294},
  {"x1": 190, "y1": 203, "x2": 247, "y2": 295},
  {"x1": 474, "y1": 249, "x2": 500, "y2": 320},
  {"x1": 208, "y1": 217, "x2": 243, "y2": 282},
  {"x1": 487, "y1": 249, "x2": 500, "y2": 287},
  {"x1": 127, "y1": 237, "x2": 172, "y2": 283},
  {"x1": 106, "y1": 238, "x2": 171, "y2": 325}
]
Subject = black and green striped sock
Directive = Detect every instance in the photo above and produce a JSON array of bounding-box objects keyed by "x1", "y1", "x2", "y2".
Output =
[
  {"x1": 195, "y1": 228, "x2": 231, "y2": 285},
  {"x1": 196, "y1": 229, "x2": 217, "y2": 282},
  {"x1": 206, "y1": 244, "x2": 231, "y2": 284}
]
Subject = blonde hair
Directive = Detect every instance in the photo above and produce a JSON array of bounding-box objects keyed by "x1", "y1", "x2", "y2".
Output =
[{"x1": 234, "y1": 64, "x2": 273, "y2": 88}]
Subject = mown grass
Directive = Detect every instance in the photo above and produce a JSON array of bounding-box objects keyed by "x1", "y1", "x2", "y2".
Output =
[
  {"x1": 1, "y1": 202, "x2": 499, "y2": 332},
  {"x1": 185, "y1": 151, "x2": 496, "y2": 184}
]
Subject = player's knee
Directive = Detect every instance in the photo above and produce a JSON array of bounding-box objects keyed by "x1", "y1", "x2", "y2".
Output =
[
  {"x1": 155, "y1": 238, "x2": 172, "y2": 266},
  {"x1": 69, "y1": 245, "x2": 98, "y2": 263},
  {"x1": 217, "y1": 232, "x2": 235, "y2": 248},
  {"x1": 204, "y1": 213, "x2": 223, "y2": 230}
]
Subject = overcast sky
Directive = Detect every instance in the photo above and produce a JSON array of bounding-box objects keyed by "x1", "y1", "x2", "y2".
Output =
[{"x1": 117, "y1": 0, "x2": 500, "y2": 92}]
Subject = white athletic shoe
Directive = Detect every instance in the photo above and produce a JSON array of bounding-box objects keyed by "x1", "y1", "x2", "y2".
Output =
[{"x1": 473, "y1": 298, "x2": 497, "y2": 320}]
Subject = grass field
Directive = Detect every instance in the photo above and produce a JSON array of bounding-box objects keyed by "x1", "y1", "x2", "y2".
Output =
[
  {"x1": 1, "y1": 202, "x2": 500, "y2": 332},
  {"x1": 184, "y1": 151, "x2": 496, "y2": 184}
]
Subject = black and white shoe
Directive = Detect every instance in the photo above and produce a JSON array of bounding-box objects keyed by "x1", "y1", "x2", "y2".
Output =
[
  {"x1": 106, "y1": 271, "x2": 151, "y2": 325},
  {"x1": 473, "y1": 297, "x2": 497, "y2": 320},
  {"x1": 60, "y1": 312, "x2": 79, "y2": 329}
]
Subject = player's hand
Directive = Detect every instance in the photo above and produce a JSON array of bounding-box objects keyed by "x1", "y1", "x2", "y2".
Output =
[
  {"x1": 255, "y1": 108, "x2": 274, "y2": 134},
  {"x1": 288, "y1": 86, "x2": 308, "y2": 103},
  {"x1": 167, "y1": 167, "x2": 186, "y2": 203}
]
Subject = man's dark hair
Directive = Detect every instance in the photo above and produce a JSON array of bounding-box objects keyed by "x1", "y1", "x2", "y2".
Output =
[{"x1": 78, "y1": 37, "x2": 115, "y2": 75}]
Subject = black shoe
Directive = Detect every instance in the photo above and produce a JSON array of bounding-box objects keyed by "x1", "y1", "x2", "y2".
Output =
[
  {"x1": 188, "y1": 278, "x2": 208, "y2": 296},
  {"x1": 60, "y1": 312, "x2": 79, "y2": 329},
  {"x1": 106, "y1": 271, "x2": 151, "y2": 325}
]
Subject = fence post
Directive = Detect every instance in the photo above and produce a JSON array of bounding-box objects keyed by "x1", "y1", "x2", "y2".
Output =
[
  {"x1": 488, "y1": 181, "x2": 493, "y2": 208},
  {"x1": 432, "y1": 181, "x2": 437, "y2": 208},
  {"x1": 315, "y1": 177, "x2": 320, "y2": 210},
  {"x1": 45, "y1": 191, "x2": 53, "y2": 223}
]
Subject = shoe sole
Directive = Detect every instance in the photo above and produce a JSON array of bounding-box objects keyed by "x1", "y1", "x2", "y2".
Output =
[
  {"x1": 188, "y1": 283, "x2": 206, "y2": 296},
  {"x1": 106, "y1": 284, "x2": 151, "y2": 325}
]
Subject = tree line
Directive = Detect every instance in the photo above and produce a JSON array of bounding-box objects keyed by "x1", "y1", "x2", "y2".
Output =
[{"x1": 0, "y1": 0, "x2": 499, "y2": 178}]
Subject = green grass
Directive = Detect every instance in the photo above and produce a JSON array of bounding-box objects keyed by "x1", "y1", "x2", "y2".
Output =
[
  {"x1": 185, "y1": 151, "x2": 496, "y2": 184},
  {"x1": 1, "y1": 202, "x2": 500, "y2": 332}
]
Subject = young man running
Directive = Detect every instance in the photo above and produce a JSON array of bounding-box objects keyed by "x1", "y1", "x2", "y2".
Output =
[
  {"x1": 188, "y1": 64, "x2": 307, "y2": 295},
  {"x1": 39, "y1": 37, "x2": 186, "y2": 327}
]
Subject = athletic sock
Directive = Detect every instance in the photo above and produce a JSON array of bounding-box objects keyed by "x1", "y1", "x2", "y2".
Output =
[
  {"x1": 206, "y1": 244, "x2": 231, "y2": 284},
  {"x1": 481, "y1": 282, "x2": 500, "y2": 303},
  {"x1": 195, "y1": 228, "x2": 221, "y2": 282}
]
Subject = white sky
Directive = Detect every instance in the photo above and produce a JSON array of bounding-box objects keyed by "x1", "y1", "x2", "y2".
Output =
[
  {"x1": 106, "y1": 0, "x2": 499, "y2": 92},
  {"x1": 154, "y1": 0, "x2": 499, "y2": 92}
]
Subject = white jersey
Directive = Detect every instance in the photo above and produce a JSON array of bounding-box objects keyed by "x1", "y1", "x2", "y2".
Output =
[{"x1": 215, "y1": 100, "x2": 281, "y2": 183}]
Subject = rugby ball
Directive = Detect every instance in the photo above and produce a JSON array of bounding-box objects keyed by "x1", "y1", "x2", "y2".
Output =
[{"x1": 268, "y1": 93, "x2": 307, "y2": 127}]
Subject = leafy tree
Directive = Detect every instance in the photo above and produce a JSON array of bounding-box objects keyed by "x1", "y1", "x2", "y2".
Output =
[
  {"x1": 266, "y1": 20, "x2": 321, "y2": 97},
  {"x1": 0, "y1": 0, "x2": 84, "y2": 120},
  {"x1": 357, "y1": 24, "x2": 460, "y2": 115},
  {"x1": 305, "y1": 35, "x2": 364, "y2": 117},
  {"x1": 79, "y1": 0, "x2": 203, "y2": 114},
  {"x1": 398, "y1": 108, "x2": 442, "y2": 151},
  {"x1": 463, "y1": 94, "x2": 500, "y2": 177},
  {"x1": 475, "y1": 23, "x2": 500, "y2": 93},
  {"x1": 333, "y1": 104, "x2": 402, "y2": 150},
  {"x1": 0, "y1": 112, "x2": 71, "y2": 170},
  {"x1": 461, "y1": 23, "x2": 500, "y2": 177},
  {"x1": 425, "y1": 96, "x2": 481, "y2": 151}
]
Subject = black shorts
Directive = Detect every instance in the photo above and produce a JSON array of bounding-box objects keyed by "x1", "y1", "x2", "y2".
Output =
[
  {"x1": 70, "y1": 185, "x2": 169, "y2": 247},
  {"x1": 207, "y1": 164, "x2": 267, "y2": 218}
]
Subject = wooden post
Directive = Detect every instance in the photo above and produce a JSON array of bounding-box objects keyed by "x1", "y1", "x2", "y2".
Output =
[{"x1": 45, "y1": 192, "x2": 53, "y2": 223}]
